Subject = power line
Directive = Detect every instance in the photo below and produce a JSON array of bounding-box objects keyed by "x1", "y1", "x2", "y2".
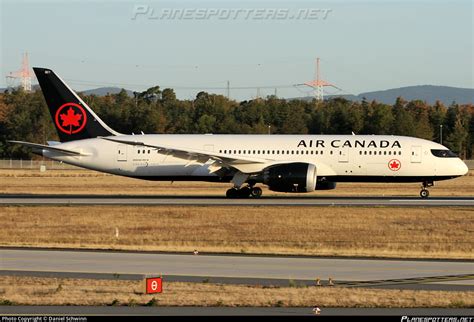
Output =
[{"x1": 65, "y1": 78, "x2": 299, "y2": 91}]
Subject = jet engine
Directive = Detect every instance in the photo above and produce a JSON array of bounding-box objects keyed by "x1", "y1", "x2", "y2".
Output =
[
  {"x1": 263, "y1": 163, "x2": 317, "y2": 192},
  {"x1": 316, "y1": 181, "x2": 337, "y2": 190}
]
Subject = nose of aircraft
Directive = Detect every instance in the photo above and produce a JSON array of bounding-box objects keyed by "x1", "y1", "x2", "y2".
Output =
[{"x1": 457, "y1": 159, "x2": 469, "y2": 176}]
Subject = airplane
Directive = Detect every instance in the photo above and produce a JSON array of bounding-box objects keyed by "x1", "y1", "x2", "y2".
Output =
[{"x1": 9, "y1": 67, "x2": 469, "y2": 198}]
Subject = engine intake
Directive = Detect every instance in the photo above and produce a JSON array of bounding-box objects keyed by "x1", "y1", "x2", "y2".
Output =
[{"x1": 263, "y1": 163, "x2": 317, "y2": 193}]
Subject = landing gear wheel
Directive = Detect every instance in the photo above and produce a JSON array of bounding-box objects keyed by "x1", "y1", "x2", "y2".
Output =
[
  {"x1": 420, "y1": 181, "x2": 433, "y2": 199},
  {"x1": 250, "y1": 187, "x2": 263, "y2": 198},
  {"x1": 420, "y1": 189, "x2": 429, "y2": 199},
  {"x1": 239, "y1": 187, "x2": 251, "y2": 198},
  {"x1": 226, "y1": 188, "x2": 239, "y2": 198},
  {"x1": 226, "y1": 186, "x2": 262, "y2": 198}
]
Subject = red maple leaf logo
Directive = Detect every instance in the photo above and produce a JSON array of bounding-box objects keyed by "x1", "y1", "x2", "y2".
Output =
[
  {"x1": 388, "y1": 159, "x2": 401, "y2": 171},
  {"x1": 60, "y1": 107, "x2": 82, "y2": 128},
  {"x1": 55, "y1": 103, "x2": 87, "y2": 135}
]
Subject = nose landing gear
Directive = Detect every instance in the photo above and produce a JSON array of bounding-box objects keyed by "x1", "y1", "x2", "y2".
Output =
[
  {"x1": 420, "y1": 189, "x2": 429, "y2": 198},
  {"x1": 420, "y1": 181, "x2": 434, "y2": 199}
]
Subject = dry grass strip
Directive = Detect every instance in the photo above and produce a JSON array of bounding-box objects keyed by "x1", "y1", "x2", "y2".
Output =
[
  {"x1": 0, "y1": 276, "x2": 472, "y2": 308},
  {"x1": 1, "y1": 206, "x2": 472, "y2": 259}
]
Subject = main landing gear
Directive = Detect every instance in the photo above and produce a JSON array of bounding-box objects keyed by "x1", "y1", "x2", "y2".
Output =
[
  {"x1": 420, "y1": 181, "x2": 434, "y2": 199},
  {"x1": 226, "y1": 186, "x2": 262, "y2": 198}
]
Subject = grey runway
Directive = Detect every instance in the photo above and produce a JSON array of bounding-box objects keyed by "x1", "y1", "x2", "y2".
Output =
[
  {"x1": 1, "y1": 194, "x2": 474, "y2": 206},
  {"x1": 1, "y1": 249, "x2": 473, "y2": 289},
  {"x1": 1, "y1": 306, "x2": 474, "y2": 316}
]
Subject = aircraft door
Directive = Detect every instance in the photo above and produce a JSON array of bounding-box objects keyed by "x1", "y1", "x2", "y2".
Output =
[
  {"x1": 203, "y1": 144, "x2": 214, "y2": 152},
  {"x1": 338, "y1": 146, "x2": 349, "y2": 163},
  {"x1": 117, "y1": 144, "x2": 127, "y2": 162},
  {"x1": 411, "y1": 146, "x2": 422, "y2": 163}
]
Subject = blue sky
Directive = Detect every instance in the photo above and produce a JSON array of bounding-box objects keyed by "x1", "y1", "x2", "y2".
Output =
[{"x1": 1, "y1": 0, "x2": 472, "y2": 100}]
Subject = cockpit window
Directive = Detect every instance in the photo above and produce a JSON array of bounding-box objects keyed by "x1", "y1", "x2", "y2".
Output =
[{"x1": 431, "y1": 149, "x2": 458, "y2": 158}]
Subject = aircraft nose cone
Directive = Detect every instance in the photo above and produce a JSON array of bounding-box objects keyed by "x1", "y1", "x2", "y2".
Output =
[{"x1": 458, "y1": 160, "x2": 469, "y2": 176}]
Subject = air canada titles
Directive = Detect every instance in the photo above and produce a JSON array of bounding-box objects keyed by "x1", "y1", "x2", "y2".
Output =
[{"x1": 297, "y1": 139, "x2": 402, "y2": 149}]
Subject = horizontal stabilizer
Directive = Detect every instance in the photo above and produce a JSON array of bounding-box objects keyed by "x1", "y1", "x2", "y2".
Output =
[{"x1": 8, "y1": 140, "x2": 88, "y2": 156}]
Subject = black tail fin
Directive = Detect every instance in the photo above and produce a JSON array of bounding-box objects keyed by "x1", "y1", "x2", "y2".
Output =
[{"x1": 33, "y1": 67, "x2": 120, "y2": 142}]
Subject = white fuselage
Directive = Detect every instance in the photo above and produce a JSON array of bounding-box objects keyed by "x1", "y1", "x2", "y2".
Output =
[{"x1": 42, "y1": 134, "x2": 468, "y2": 184}]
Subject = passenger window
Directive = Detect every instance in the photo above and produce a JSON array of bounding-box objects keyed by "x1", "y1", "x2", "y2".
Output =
[
  {"x1": 364, "y1": 151, "x2": 367, "y2": 155},
  {"x1": 138, "y1": 150, "x2": 140, "y2": 154}
]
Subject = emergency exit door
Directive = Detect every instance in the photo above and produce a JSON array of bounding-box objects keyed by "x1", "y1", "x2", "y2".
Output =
[
  {"x1": 117, "y1": 144, "x2": 127, "y2": 162},
  {"x1": 338, "y1": 146, "x2": 349, "y2": 162},
  {"x1": 411, "y1": 146, "x2": 422, "y2": 163}
]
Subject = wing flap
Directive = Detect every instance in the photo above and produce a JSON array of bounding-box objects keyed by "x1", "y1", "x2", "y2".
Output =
[{"x1": 100, "y1": 137, "x2": 268, "y2": 165}]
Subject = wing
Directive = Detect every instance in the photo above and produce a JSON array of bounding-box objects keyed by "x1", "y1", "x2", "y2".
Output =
[
  {"x1": 8, "y1": 140, "x2": 89, "y2": 156},
  {"x1": 100, "y1": 137, "x2": 270, "y2": 173}
]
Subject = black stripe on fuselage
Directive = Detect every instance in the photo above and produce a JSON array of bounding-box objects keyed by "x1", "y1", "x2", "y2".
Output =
[
  {"x1": 321, "y1": 175, "x2": 460, "y2": 183},
  {"x1": 130, "y1": 175, "x2": 460, "y2": 183}
]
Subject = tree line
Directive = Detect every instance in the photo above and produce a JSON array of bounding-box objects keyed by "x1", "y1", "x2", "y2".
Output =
[{"x1": 0, "y1": 86, "x2": 473, "y2": 159}]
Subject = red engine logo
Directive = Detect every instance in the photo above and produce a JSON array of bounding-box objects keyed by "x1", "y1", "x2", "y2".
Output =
[
  {"x1": 55, "y1": 103, "x2": 87, "y2": 135},
  {"x1": 388, "y1": 159, "x2": 401, "y2": 171}
]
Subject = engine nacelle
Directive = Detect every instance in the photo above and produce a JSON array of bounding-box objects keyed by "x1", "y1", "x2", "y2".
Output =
[
  {"x1": 263, "y1": 163, "x2": 317, "y2": 193},
  {"x1": 316, "y1": 181, "x2": 337, "y2": 190}
]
